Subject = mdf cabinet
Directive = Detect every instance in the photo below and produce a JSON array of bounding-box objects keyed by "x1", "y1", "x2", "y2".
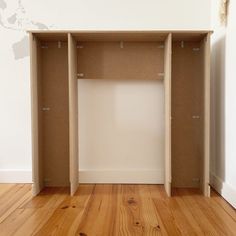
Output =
[{"x1": 29, "y1": 30, "x2": 211, "y2": 196}]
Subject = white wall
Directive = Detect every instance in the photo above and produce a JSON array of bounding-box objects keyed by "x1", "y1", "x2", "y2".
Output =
[
  {"x1": 210, "y1": 0, "x2": 236, "y2": 208},
  {"x1": 0, "y1": 0, "x2": 211, "y2": 182},
  {"x1": 78, "y1": 80, "x2": 164, "y2": 183},
  {"x1": 21, "y1": 0, "x2": 211, "y2": 30}
]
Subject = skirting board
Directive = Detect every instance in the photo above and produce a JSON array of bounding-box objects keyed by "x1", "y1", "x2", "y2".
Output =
[
  {"x1": 0, "y1": 169, "x2": 164, "y2": 184},
  {"x1": 210, "y1": 172, "x2": 236, "y2": 209},
  {"x1": 79, "y1": 169, "x2": 164, "y2": 184},
  {"x1": 0, "y1": 169, "x2": 32, "y2": 183}
]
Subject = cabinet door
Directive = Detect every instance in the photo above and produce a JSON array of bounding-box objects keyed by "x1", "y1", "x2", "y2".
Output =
[
  {"x1": 164, "y1": 33, "x2": 172, "y2": 196},
  {"x1": 68, "y1": 33, "x2": 79, "y2": 195}
]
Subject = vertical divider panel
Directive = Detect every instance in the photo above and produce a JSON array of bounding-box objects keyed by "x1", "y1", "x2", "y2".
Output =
[
  {"x1": 30, "y1": 33, "x2": 43, "y2": 195},
  {"x1": 203, "y1": 33, "x2": 211, "y2": 197},
  {"x1": 68, "y1": 33, "x2": 79, "y2": 195},
  {"x1": 164, "y1": 33, "x2": 172, "y2": 196}
]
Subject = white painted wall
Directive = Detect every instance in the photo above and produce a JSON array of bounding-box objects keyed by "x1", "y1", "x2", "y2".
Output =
[
  {"x1": 23, "y1": 0, "x2": 211, "y2": 30},
  {"x1": 0, "y1": 0, "x2": 211, "y2": 182},
  {"x1": 78, "y1": 80, "x2": 164, "y2": 183},
  {"x1": 210, "y1": 0, "x2": 236, "y2": 208}
]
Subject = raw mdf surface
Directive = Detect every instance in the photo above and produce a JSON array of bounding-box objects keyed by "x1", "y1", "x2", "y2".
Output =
[
  {"x1": 30, "y1": 34, "x2": 44, "y2": 195},
  {"x1": 29, "y1": 31, "x2": 212, "y2": 197},
  {"x1": 202, "y1": 33, "x2": 211, "y2": 196},
  {"x1": 171, "y1": 41, "x2": 204, "y2": 188},
  {"x1": 30, "y1": 31, "x2": 212, "y2": 42},
  {"x1": 164, "y1": 33, "x2": 172, "y2": 196},
  {"x1": 40, "y1": 41, "x2": 70, "y2": 186},
  {"x1": 68, "y1": 34, "x2": 79, "y2": 195},
  {"x1": 77, "y1": 42, "x2": 164, "y2": 80}
]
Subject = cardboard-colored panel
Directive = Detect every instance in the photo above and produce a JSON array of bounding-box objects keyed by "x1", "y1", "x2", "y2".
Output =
[
  {"x1": 77, "y1": 42, "x2": 164, "y2": 80},
  {"x1": 171, "y1": 41, "x2": 204, "y2": 188},
  {"x1": 202, "y1": 33, "x2": 211, "y2": 196},
  {"x1": 29, "y1": 30, "x2": 211, "y2": 196},
  {"x1": 172, "y1": 33, "x2": 209, "y2": 42},
  {"x1": 30, "y1": 33, "x2": 44, "y2": 195},
  {"x1": 73, "y1": 32, "x2": 167, "y2": 42},
  {"x1": 68, "y1": 33, "x2": 79, "y2": 195},
  {"x1": 41, "y1": 41, "x2": 70, "y2": 186},
  {"x1": 29, "y1": 30, "x2": 212, "y2": 42},
  {"x1": 36, "y1": 38, "x2": 44, "y2": 193},
  {"x1": 164, "y1": 33, "x2": 172, "y2": 196},
  {"x1": 33, "y1": 33, "x2": 68, "y2": 42}
]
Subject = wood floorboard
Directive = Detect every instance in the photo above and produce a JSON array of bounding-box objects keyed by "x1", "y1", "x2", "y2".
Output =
[{"x1": 0, "y1": 184, "x2": 235, "y2": 236}]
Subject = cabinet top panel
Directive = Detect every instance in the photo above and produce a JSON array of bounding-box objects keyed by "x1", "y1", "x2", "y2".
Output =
[{"x1": 28, "y1": 30, "x2": 212, "y2": 42}]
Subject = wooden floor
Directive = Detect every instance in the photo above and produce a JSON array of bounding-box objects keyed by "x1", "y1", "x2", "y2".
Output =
[{"x1": 0, "y1": 184, "x2": 235, "y2": 235}]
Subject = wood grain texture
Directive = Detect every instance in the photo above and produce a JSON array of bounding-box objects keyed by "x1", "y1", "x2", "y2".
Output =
[{"x1": 0, "y1": 184, "x2": 235, "y2": 236}]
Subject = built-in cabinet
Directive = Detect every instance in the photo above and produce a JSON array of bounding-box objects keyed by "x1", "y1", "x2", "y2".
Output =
[{"x1": 29, "y1": 31, "x2": 211, "y2": 196}]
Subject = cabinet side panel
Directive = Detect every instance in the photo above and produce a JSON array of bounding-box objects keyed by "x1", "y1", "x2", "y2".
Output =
[
  {"x1": 30, "y1": 33, "x2": 44, "y2": 195},
  {"x1": 164, "y1": 33, "x2": 172, "y2": 196},
  {"x1": 68, "y1": 33, "x2": 79, "y2": 195},
  {"x1": 203, "y1": 33, "x2": 211, "y2": 196}
]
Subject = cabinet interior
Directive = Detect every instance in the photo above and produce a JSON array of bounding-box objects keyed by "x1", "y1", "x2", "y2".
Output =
[{"x1": 30, "y1": 31, "x2": 210, "y2": 196}]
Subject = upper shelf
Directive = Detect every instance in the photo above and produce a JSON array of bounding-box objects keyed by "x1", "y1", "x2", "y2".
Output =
[{"x1": 28, "y1": 30, "x2": 213, "y2": 42}]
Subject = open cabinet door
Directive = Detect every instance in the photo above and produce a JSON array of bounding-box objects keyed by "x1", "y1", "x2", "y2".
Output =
[
  {"x1": 68, "y1": 33, "x2": 79, "y2": 195},
  {"x1": 164, "y1": 33, "x2": 172, "y2": 196}
]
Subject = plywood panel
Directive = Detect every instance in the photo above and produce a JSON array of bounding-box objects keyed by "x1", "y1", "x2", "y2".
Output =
[
  {"x1": 171, "y1": 41, "x2": 204, "y2": 188},
  {"x1": 30, "y1": 33, "x2": 43, "y2": 195},
  {"x1": 68, "y1": 33, "x2": 79, "y2": 195},
  {"x1": 77, "y1": 42, "x2": 164, "y2": 80},
  {"x1": 164, "y1": 33, "x2": 172, "y2": 196},
  {"x1": 41, "y1": 41, "x2": 69, "y2": 186}
]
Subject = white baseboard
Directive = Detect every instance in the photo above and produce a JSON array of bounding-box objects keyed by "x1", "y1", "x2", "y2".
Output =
[
  {"x1": 0, "y1": 169, "x2": 164, "y2": 185},
  {"x1": 0, "y1": 169, "x2": 32, "y2": 183},
  {"x1": 210, "y1": 172, "x2": 236, "y2": 208},
  {"x1": 79, "y1": 169, "x2": 164, "y2": 184}
]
